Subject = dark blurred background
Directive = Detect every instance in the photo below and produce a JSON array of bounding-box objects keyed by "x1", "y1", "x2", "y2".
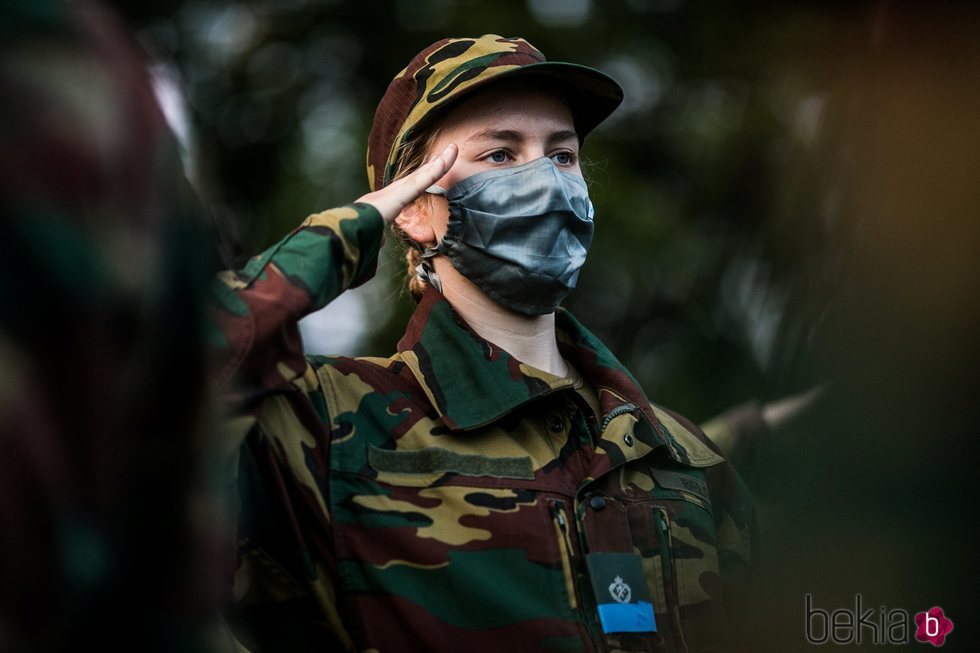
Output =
[
  {"x1": 131, "y1": 0, "x2": 847, "y2": 406},
  {"x1": 6, "y1": 0, "x2": 978, "y2": 650}
]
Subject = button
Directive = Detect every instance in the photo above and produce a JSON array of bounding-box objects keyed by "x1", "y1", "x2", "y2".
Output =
[
  {"x1": 623, "y1": 433, "x2": 634, "y2": 447},
  {"x1": 589, "y1": 496, "x2": 607, "y2": 511},
  {"x1": 549, "y1": 418, "x2": 565, "y2": 433}
]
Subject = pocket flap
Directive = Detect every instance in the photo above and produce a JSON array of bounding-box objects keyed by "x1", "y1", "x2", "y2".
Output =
[{"x1": 367, "y1": 445, "x2": 534, "y2": 480}]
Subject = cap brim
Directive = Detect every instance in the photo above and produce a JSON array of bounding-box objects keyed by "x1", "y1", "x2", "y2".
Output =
[
  {"x1": 413, "y1": 60, "x2": 624, "y2": 142},
  {"x1": 495, "y1": 61, "x2": 625, "y2": 137}
]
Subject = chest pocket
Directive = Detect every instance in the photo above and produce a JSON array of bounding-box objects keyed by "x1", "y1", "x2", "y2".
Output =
[
  {"x1": 582, "y1": 462, "x2": 725, "y2": 651},
  {"x1": 644, "y1": 466, "x2": 720, "y2": 609}
]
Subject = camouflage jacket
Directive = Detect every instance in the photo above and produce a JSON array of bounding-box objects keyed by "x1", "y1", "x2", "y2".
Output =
[{"x1": 210, "y1": 204, "x2": 754, "y2": 653}]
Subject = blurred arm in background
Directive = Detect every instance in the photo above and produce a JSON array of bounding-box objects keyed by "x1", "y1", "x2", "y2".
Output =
[{"x1": 700, "y1": 385, "x2": 827, "y2": 469}]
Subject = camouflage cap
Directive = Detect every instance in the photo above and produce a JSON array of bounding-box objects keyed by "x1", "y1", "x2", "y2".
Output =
[{"x1": 366, "y1": 34, "x2": 624, "y2": 191}]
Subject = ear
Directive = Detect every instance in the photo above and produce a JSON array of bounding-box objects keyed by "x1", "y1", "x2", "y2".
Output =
[{"x1": 394, "y1": 198, "x2": 437, "y2": 247}]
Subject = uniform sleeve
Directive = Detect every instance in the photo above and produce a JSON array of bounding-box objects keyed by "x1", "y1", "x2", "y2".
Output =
[
  {"x1": 697, "y1": 424, "x2": 756, "y2": 635},
  {"x1": 699, "y1": 400, "x2": 770, "y2": 469},
  {"x1": 663, "y1": 408, "x2": 756, "y2": 601},
  {"x1": 206, "y1": 203, "x2": 384, "y2": 394}
]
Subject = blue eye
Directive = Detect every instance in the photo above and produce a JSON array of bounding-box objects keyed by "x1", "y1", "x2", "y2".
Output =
[
  {"x1": 552, "y1": 151, "x2": 574, "y2": 166},
  {"x1": 488, "y1": 150, "x2": 508, "y2": 163}
]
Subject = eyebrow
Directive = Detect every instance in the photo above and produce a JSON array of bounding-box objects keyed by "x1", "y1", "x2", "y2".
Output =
[{"x1": 469, "y1": 129, "x2": 580, "y2": 146}]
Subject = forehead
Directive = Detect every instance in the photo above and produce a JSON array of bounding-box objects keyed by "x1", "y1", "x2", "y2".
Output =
[{"x1": 435, "y1": 79, "x2": 576, "y2": 138}]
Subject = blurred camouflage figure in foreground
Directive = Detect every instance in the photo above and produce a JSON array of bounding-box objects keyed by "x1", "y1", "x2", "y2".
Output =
[{"x1": 0, "y1": 1, "x2": 229, "y2": 651}]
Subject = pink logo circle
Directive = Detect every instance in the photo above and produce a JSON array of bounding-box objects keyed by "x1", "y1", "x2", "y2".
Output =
[{"x1": 914, "y1": 606, "x2": 953, "y2": 647}]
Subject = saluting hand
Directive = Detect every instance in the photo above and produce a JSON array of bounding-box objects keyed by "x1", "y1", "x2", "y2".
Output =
[{"x1": 356, "y1": 144, "x2": 458, "y2": 225}]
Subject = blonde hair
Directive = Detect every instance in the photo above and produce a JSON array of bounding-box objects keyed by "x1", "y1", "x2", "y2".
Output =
[{"x1": 389, "y1": 126, "x2": 443, "y2": 301}]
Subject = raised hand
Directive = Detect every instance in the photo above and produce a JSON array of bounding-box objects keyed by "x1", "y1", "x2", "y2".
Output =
[{"x1": 356, "y1": 143, "x2": 458, "y2": 225}]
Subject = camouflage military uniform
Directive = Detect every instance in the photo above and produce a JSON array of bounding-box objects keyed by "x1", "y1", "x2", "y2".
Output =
[{"x1": 211, "y1": 204, "x2": 754, "y2": 652}]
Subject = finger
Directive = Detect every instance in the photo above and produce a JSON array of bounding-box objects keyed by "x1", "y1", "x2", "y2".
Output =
[
  {"x1": 410, "y1": 143, "x2": 457, "y2": 190},
  {"x1": 434, "y1": 142, "x2": 458, "y2": 174},
  {"x1": 355, "y1": 144, "x2": 458, "y2": 224}
]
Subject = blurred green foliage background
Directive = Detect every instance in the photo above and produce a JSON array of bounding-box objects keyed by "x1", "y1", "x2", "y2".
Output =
[
  {"x1": 125, "y1": 1, "x2": 978, "y2": 649},
  {"x1": 137, "y1": 0, "x2": 847, "y2": 414}
]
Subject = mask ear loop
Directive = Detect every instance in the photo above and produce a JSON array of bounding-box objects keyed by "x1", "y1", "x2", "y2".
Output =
[
  {"x1": 415, "y1": 245, "x2": 443, "y2": 294},
  {"x1": 414, "y1": 184, "x2": 447, "y2": 294}
]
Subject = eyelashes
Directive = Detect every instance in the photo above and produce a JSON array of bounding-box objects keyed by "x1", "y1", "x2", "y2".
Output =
[{"x1": 480, "y1": 149, "x2": 577, "y2": 166}]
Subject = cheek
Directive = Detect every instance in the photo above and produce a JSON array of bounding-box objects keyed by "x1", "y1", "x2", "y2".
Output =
[{"x1": 431, "y1": 199, "x2": 450, "y2": 241}]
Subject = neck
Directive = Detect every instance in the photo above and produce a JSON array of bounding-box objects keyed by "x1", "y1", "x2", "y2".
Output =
[{"x1": 433, "y1": 258, "x2": 569, "y2": 377}]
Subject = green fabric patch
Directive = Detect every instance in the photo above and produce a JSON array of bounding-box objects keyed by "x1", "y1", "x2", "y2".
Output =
[
  {"x1": 340, "y1": 548, "x2": 569, "y2": 629},
  {"x1": 368, "y1": 446, "x2": 533, "y2": 480}
]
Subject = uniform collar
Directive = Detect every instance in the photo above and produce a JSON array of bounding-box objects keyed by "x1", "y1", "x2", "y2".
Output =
[
  {"x1": 396, "y1": 289, "x2": 719, "y2": 468},
  {"x1": 396, "y1": 287, "x2": 575, "y2": 431}
]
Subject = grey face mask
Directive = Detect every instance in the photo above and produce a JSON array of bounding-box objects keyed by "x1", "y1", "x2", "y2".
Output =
[{"x1": 417, "y1": 157, "x2": 595, "y2": 316}]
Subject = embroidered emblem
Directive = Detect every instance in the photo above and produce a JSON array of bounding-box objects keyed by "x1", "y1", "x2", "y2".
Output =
[{"x1": 608, "y1": 575, "x2": 632, "y2": 604}]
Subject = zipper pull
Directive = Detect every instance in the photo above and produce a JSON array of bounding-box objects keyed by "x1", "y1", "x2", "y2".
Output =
[
  {"x1": 549, "y1": 498, "x2": 578, "y2": 611},
  {"x1": 599, "y1": 401, "x2": 639, "y2": 433},
  {"x1": 550, "y1": 499, "x2": 566, "y2": 525},
  {"x1": 654, "y1": 508, "x2": 673, "y2": 585}
]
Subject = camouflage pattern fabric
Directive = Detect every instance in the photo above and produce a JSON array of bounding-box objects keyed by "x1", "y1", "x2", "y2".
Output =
[
  {"x1": 210, "y1": 205, "x2": 754, "y2": 652},
  {"x1": 699, "y1": 401, "x2": 770, "y2": 470},
  {"x1": 0, "y1": 1, "x2": 228, "y2": 651}
]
